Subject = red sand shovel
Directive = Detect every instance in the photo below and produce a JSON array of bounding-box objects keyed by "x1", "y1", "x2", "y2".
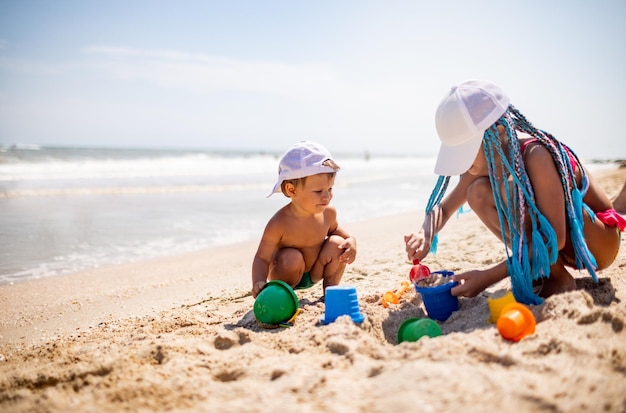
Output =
[{"x1": 409, "y1": 259, "x2": 431, "y2": 283}]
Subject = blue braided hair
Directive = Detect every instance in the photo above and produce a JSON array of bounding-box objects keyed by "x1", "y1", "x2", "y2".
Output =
[
  {"x1": 425, "y1": 175, "x2": 450, "y2": 254},
  {"x1": 507, "y1": 106, "x2": 597, "y2": 281},
  {"x1": 424, "y1": 105, "x2": 597, "y2": 304}
]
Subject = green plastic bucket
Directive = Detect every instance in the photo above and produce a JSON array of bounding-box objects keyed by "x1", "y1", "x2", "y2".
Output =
[
  {"x1": 397, "y1": 317, "x2": 442, "y2": 343},
  {"x1": 253, "y1": 280, "x2": 299, "y2": 325}
]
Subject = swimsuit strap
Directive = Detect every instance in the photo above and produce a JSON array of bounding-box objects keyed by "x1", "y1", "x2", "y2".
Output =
[
  {"x1": 520, "y1": 138, "x2": 577, "y2": 173},
  {"x1": 519, "y1": 137, "x2": 539, "y2": 153}
]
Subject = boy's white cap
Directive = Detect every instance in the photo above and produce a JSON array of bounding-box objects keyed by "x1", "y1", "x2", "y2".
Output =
[
  {"x1": 434, "y1": 80, "x2": 510, "y2": 176},
  {"x1": 268, "y1": 140, "x2": 339, "y2": 197}
]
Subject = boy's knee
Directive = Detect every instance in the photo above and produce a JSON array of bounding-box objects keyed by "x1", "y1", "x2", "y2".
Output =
[
  {"x1": 273, "y1": 248, "x2": 305, "y2": 274},
  {"x1": 313, "y1": 236, "x2": 345, "y2": 266},
  {"x1": 323, "y1": 235, "x2": 346, "y2": 256}
]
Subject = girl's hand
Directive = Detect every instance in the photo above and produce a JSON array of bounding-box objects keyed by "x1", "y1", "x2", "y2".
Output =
[
  {"x1": 404, "y1": 230, "x2": 430, "y2": 262},
  {"x1": 450, "y1": 270, "x2": 492, "y2": 297}
]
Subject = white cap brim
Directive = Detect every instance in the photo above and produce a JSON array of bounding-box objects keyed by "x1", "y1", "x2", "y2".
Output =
[
  {"x1": 266, "y1": 161, "x2": 337, "y2": 197},
  {"x1": 267, "y1": 181, "x2": 283, "y2": 197},
  {"x1": 433, "y1": 132, "x2": 484, "y2": 176}
]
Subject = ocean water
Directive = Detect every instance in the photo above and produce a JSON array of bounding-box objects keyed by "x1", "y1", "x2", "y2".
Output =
[{"x1": 0, "y1": 146, "x2": 439, "y2": 284}]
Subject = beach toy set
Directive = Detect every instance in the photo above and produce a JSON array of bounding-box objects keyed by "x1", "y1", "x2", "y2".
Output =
[
  {"x1": 254, "y1": 278, "x2": 533, "y2": 343},
  {"x1": 382, "y1": 261, "x2": 459, "y2": 321},
  {"x1": 392, "y1": 262, "x2": 457, "y2": 343},
  {"x1": 253, "y1": 282, "x2": 365, "y2": 328}
]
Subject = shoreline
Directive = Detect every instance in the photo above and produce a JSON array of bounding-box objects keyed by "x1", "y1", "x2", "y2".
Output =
[{"x1": 0, "y1": 238, "x2": 259, "y2": 349}]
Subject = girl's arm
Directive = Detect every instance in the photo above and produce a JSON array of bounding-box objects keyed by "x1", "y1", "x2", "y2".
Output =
[
  {"x1": 578, "y1": 166, "x2": 614, "y2": 212},
  {"x1": 405, "y1": 173, "x2": 481, "y2": 261},
  {"x1": 523, "y1": 144, "x2": 569, "y2": 250},
  {"x1": 451, "y1": 259, "x2": 509, "y2": 297}
]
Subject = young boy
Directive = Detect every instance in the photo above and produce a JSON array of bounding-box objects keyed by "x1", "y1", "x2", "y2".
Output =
[{"x1": 251, "y1": 141, "x2": 357, "y2": 298}]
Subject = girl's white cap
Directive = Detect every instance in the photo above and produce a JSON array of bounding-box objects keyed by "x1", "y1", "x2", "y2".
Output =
[{"x1": 434, "y1": 80, "x2": 510, "y2": 176}]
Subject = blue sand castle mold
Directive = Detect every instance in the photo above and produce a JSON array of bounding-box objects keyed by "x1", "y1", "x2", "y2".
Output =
[
  {"x1": 414, "y1": 270, "x2": 459, "y2": 322},
  {"x1": 321, "y1": 285, "x2": 365, "y2": 324}
]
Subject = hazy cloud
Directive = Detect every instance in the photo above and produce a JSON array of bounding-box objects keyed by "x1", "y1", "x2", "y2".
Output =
[{"x1": 83, "y1": 45, "x2": 342, "y2": 100}]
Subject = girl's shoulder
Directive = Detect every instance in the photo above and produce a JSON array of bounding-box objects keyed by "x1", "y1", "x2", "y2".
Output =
[
  {"x1": 519, "y1": 138, "x2": 555, "y2": 171},
  {"x1": 518, "y1": 133, "x2": 541, "y2": 153}
]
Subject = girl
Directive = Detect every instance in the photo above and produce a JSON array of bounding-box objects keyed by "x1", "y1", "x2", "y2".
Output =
[{"x1": 404, "y1": 80, "x2": 625, "y2": 304}]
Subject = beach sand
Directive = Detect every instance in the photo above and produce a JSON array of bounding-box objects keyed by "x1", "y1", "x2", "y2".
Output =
[{"x1": 1, "y1": 167, "x2": 625, "y2": 413}]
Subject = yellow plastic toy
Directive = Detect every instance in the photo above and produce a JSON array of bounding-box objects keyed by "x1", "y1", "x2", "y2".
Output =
[
  {"x1": 487, "y1": 290, "x2": 516, "y2": 324},
  {"x1": 381, "y1": 281, "x2": 411, "y2": 308}
]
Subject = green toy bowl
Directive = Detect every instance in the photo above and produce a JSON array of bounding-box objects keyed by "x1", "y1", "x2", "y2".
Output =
[
  {"x1": 397, "y1": 317, "x2": 442, "y2": 343},
  {"x1": 253, "y1": 280, "x2": 300, "y2": 325}
]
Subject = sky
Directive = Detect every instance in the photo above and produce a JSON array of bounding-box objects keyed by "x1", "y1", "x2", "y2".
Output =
[{"x1": 0, "y1": 0, "x2": 625, "y2": 158}]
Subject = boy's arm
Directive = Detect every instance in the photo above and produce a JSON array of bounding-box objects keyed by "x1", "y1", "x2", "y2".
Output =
[
  {"x1": 326, "y1": 206, "x2": 357, "y2": 263},
  {"x1": 326, "y1": 206, "x2": 351, "y2": 238},
  {"x1": 332, "y1": 223, "x2": 357, "y2": 262},
  {"x1": 328, "y1": 223, "x2": 354, "y2": 240},
  {"x1": 251, "y1": 222, "x2": 282, "y2": 297}
]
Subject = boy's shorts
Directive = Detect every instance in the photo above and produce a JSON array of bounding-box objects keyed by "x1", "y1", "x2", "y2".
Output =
[{"x1": 294, "y1": 272, "x2": 317, "y2": 290}]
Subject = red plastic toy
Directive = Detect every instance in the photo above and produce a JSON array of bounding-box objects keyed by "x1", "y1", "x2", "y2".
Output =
[{"x1": 409, "y1": 259, "x2": 431, "y2": 283}]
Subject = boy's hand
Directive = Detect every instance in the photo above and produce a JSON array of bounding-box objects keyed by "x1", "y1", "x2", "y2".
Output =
[
  {"x1": 338, "y1": 236, "x2": 357, "y2": 264},
  {"x1": 252, "y1": 281, "x2": 266, "y2": 298}
]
